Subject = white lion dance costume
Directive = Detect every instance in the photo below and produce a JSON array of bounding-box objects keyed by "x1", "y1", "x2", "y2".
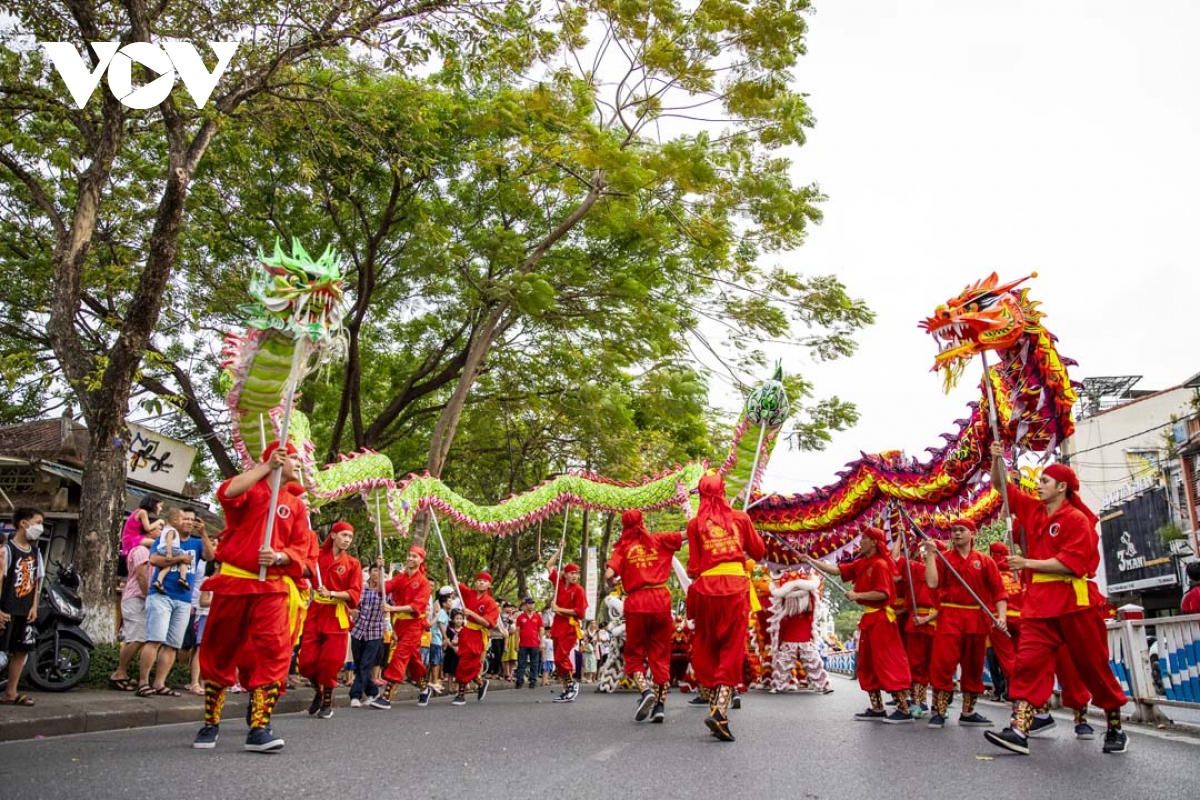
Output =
[{"x1": 768, "y1": 570, "x2": 833, "y2": 694}]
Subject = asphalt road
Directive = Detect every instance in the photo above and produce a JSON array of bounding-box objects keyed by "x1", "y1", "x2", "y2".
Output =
[{"x1": 1, "y1": 676, "x2": 1196, "y2": 800}]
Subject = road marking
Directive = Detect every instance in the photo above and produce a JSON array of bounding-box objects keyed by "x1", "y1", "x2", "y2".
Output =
[{"x1": 590, "y1": 742, "x2": 630, "y2": 762}]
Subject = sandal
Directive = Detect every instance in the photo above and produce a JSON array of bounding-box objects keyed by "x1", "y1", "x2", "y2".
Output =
[
  {"x1": 152, "y1": 580, "x2": 165, "y2": 594},
  {"x1": 186, "y1": 684, "x2": 205, "y2": 696},
  {"x1": 108, "y1": 677, "x2": 135, "y2": 691},
  {"x1": 0, "y1": 694, "x2": 36, "y2": 706},
  {"x1": 152, "y1": 686, "x2": 182, "y2": 697},
  {"x1": 135, "y1": 684, "x2": 156, "y2": 697}
]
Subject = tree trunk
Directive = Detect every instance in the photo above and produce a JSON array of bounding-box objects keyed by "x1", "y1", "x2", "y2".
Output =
[
  {"x1": 596, "y1": 512, "x2": 614, "y2": 622},
  {"x1": 75, "y1": 413, "x2": 130, "y2": 644}
]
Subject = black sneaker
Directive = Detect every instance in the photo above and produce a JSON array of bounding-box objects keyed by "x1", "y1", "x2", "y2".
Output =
[
  {"x1": 958, "y1": 712, "x2": 993, "y2": 727},
  {"x1": 1027, "y1": 715, "x2": 1057, "y2": 738},
  {"x1": 417, "y1": 687, "x2": 432, "y2": 707},
  {"x1": 307, "y1": 691, "x2": 322, "y2": 716},
  {"x1": 635, "y1": 690, "x2": 655, "y2": 722},
  {"x1": 1102, "y1": 729, "x2": 1128, "y2": 754},
  {"x1": 927, "y1": 713, "x2": 946, "y2": 729},
  {"x1": 705, "y1": 711, "x2": 735, "y2": 742},
  {"x1": 563, "y1": 682, "x2": 579, "y2": 702},
  {"x1": 854, "y1": 709, "x2": 888, "y2": 722},
  {"x1": 368, "y1": 696, "x2": 392, "y2": 710},
  {"x1": 731, "y1": 692, "x2": 742, "y2": 710},
  {"x1": 688, "y1": 695, "x2": 709, "y2": 707},
  {"x1": 984, "y1": 727, "x2": 1030, "y2": 755},
  {"x1": 451, "y1": 694, "x2": 466, "y2": 706},
  {"x1": 244, "y1": 726, "x2": 285, "y2": 753},
  {"x1": 883, "y1": 709, "x2": 914, "y2": 724},
  {"x1": 477, "y1": 679, "x2": 490, "y2": 702},
  {"x1": 650, "y1": 702, "x2": 665, "y2": 723},
  {"x1": 1075, "y1": 722, "x2": 1096, "y2": 740},
  {"x1": 192, "y1": 724, "x2": 219, "y2": 749},
  {"x1": 316, "y1": 705, "x2": 333, "y2": 719}
]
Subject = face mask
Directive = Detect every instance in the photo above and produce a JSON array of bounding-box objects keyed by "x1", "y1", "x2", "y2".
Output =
[{"x1": 25, "y1": 524, "x2": 44, "y2": 541}]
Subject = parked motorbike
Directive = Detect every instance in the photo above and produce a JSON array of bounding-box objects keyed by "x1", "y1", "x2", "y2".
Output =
[{"x1": 0, "y1": 562, "x2": 94, "y2": 692}]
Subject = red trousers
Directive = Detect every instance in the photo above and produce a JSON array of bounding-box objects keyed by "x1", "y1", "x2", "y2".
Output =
[
  {"x1": 990, "y1": 618, "x2": 1020, "y2": 681},
  {"x1": 690, "y1": 590, "x2": 749, "y2": 687},
  {"x1": 553, "y1": 631, "x2": 578, "y2": 677},
  {"x1": 1010, "y1": 609, "x2": 1126, "y2": 711},
  {"x1": 1055, "y1": 646, "x2": 1092, "y2": 711},
  {"x1": 906, "y1": 628, "x2": 934, "y2": 685},
  {"x1": 624, "y1": 610, "x2": 672, "y2": 684},
  {"x1": 456, "y1": 626, "x2": 486, "y2": 684},
  {"x1": 383, "y1": 620, "x2": 427, "y2": 685},
  {"x1": 299, "y1": 625, "x2": 349, "y2": 688},
  {"x1": 930, "y1": 629, "x2": 988, "y2": 694},
  {"x1": 200, "y1": 593, "x2": 290, "y2": 690},
  {"x1": 856, "y1": 620, "x2": 912, "y2": 693}
]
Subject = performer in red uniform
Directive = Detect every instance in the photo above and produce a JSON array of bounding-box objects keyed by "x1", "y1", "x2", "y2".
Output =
[
  {"x1": 451, "y1": 569, "x2": 500, "y2": 705},
  {"x1": 685, "y1": 473, "x2": 764, "y2": 742},
  {"x1": 986, "y1": 540, "x2": 1022, "y2": 702},
  {"x1": 922, "y1": 519, "x2": 1007, "y2": 728},
  {"x1": 900, "y1": 537, "x2": 939, "y2": 715},
  {"x1": 606, "y1": 509, "x2": 683, "y2": 723},
  {"x1": 299, "y1": 521, "x2": 362, "y2": 719},
  {"x1": 547, "y1": 550, "x2": 588, "y2": 703},
  {"x1": 985, "y1": 442, "x2": 1129, "y2": 755},
  {"x1": 195, "y1": 441, "x2": 318, "y2": 752},
  {"x1": 804, "y1": 526, "x2": 913, "y2": 723},
  {"x1": 371, "y1": 545, "x2": 433, "y2": 709}
]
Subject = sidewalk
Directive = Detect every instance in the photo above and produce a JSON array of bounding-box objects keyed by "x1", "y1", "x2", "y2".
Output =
[{"x1": 0, "y1": 680, "x2": 514, "y2": 743}]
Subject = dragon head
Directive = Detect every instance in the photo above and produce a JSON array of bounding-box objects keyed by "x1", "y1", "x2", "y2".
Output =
[
  {"x1": 918, "y1": 272, "x2": 1041, "y2": 389},
  {"x1": 243, "y1": 238, "x2": 347, "y2": 344}
]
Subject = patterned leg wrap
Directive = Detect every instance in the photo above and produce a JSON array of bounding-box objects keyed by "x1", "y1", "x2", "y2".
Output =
[
  {"x1": 934, "y1": 689, "x2": 952, "y2": 717},
  {"x1": 321, "y1": 685, "x2": 333, "y2": 707},
  {"x1": 417, "y1": 678, "x2": 427, "y2": 690},
  {"x1": 868, "y1": 690, "x2": 883, "y2": 712},
  {"x1": 632, "y1": 671, "x2": 649, "y2": 693},
  {"x1": 1011, "y1": 700, "x2": 1034, "y2": 735},
  {"x1": 714, "y1": 685, "x2": 733, "y2": 714},
  {"x1": 1074, "y1": 708, "x2": 1087, "y2": 724},
  {"x1": 1036, "y1": 701, "x2": 1051, "y2": 714},
  {"x1": 203, "y1": 682, "x2": 226, "y2": 726},
  {"x1": 655, "y1": 683, "x2": 669, "y2": 704},
  {"x1": 913, "y1": 682, "x2": 928, "y2": 705},
  {"x1": 385, "y1": 683, "x2": 396, "y2": 701},
  {"x1": 249, "y1": 683, "x2": 281, "y2": 729},
  {"x1": 892, "y1": 692, "x2": 910, "y2": 714},
  {"x1": 962, "y1": 691, "x2": 977, "y2": 715},
  {"x1": 1106, "y1": 708, "x2": 1122, "y2": 731}
]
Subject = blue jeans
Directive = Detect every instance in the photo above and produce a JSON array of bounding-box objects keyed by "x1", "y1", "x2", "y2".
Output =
[
  {"x1": 516, "y1": 646, "x2": 542, "y2": 687},
  {"x1": 350, "y1": 637, "x2": 384, "y2": 699}
]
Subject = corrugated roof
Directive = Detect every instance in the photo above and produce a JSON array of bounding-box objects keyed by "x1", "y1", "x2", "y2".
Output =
[{"x1": 0, "y1": 417, "x2": 88, "y2": 463}]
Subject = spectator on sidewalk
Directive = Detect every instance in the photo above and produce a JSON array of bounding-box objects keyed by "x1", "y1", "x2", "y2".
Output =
[
  {"x1": 542, "y1": 627, "x2": 555, "y2": 686},
  {"x1": 581, "y1": 621, "x2": 598, "y2": 682},
  {"x1": 502, "y1": 603, "x2": 519, "y2": 680},
  {"x1": 119, "y1": 495, "x2": 163, "y2": 577},
  {"x1": 428, "y1": 590, "x2": 453, "y2": 693},
  {"x1": 442, "y1": 610, "x2": 464, "y2": 679},
  {"x1": 138, "y1": 508, "x2": 211, "y2": 697},
  {"x1": 1182, "y1": 561, "x2": 1200, "y2": 614},
  {"x1": 1, "y1": 508, "x2": 44, "y2": 706},
  {"x1": 486, "y1": 604, "x2": 510, "y2": 679},
  {"x1": 349, "y1": 562, "x2": 387, "y2": 707},
  {"x1": 110, "y1": 529, "x2": 153, "y2": 691},
  {"x1": 514, "y1": 597, "x2": 543, "y2": 689}
]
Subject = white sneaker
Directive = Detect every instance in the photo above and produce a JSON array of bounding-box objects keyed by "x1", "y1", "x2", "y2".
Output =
[{"x1": 350, "y1": 698, "x2": 362, "y2": 708}]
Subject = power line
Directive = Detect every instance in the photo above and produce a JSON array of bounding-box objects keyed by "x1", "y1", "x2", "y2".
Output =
[{"x1": 1066, "y1": 422, "x2": 1175, "y2": 459}]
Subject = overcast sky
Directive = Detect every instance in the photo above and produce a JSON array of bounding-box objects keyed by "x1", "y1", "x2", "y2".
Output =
[{"x1": 726, "y1": 0, "x2": 1200, "y2": 495}]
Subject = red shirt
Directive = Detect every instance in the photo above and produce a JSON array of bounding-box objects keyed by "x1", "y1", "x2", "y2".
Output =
[
  {"x1": 1000, "y1": 570, "x2": 1023, "y2": 616},
  {"x1": 548, "y1": 569, "x2": 588, "y2": 637},
  {"x1": 386, "y1": 569, "x2": 431, "y2": 627},
  {"x1": 210, "y1": 478, "x2": 317, "y2": 596},
  {"x1": 457, "y1": 583, "x2": 500, "y2": 630},
  {"x1": 515, "y1": 611, "x2": 543, "y2": 648},
  {"x1": 779, "y1": 606, "x2": 814, "y2": 643},
  {"x1": 685, "y1": 510, "x2": 765, "y2": 596},
  {"x1": 607, "y1": 531, "x2": 683, "y2": 614},
  {"x1": 892, "y1": 555, "x2": 920, "y2": 613},
  {"x1": 931, "y1": 548, "x2": 1006, "y2": 635},
  {"x1": 309, "y1": 548, "x2": 363, "y2": 633},
  {"x1": 1182, "y1": 585, "x2": 1200, "y2": 615},
  {"x1": 1007, "y1": 484, "x2": 1105, "y2": 618},
  {"x1": 839, "y1": 556, "x2": 894, "y2": 630}
]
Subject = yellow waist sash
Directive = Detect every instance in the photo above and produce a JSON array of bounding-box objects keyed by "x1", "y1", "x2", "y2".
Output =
[
  {"x1": 1032, "y1": 573, "x2": 1090, "y2": 606},
  {"x1": 465, "y1": 620, "x2": 489, "y2": 632},
  {"x1": 218, "y1": 562, "x2": 303, "y2": 638},
  {"x1": 917, "y1": 606, "x2": 936, "y2": 615},
  {"x1": 1007, "y1": 609, "x2": 1022, "y2": 618},
  {"x1": 628, "y1": 582, "x2": 668, "y2": 593},
  {"x1": 312, "y1": 593, "x2": 351, "y2": 630},
  {"x1": 394, "y1": 610, "x2": 419, "y2": 620},
  {"x1": 863, "y1": 606, "x2": 897, "y2": 623},
  {"x1": 700, "y1": 562, "x2": 760, "y2": 612},
  {"x1": 941, "y1": 602, "x2": 981, "y2": 611}
]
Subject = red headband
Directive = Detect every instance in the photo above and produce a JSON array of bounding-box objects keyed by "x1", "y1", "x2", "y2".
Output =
[
  {"x1": 409, "y1": 545, "x2": 426, "y2": 560},
  {"x1": 1042, "y1": 463, "x2": 1079, "y2": 493},
  {"x1": 949, "y1": 518, "x2": 976, "y2": 534},
  {"x1": 564, "y1": 563, "x2": 580, "y2": 574},
  {"x1": 262, "y1": 440, "x2": 299, "y2": 460},
  {"x1": 988, "y1": 541, "x2": 1010, "y2": 558},
  {"x1": 476, "y1": 571, "x2": 492, "y2": 583},
  {"x1": 331, "y1": 521, "x2": 354, "y2": 535}
]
